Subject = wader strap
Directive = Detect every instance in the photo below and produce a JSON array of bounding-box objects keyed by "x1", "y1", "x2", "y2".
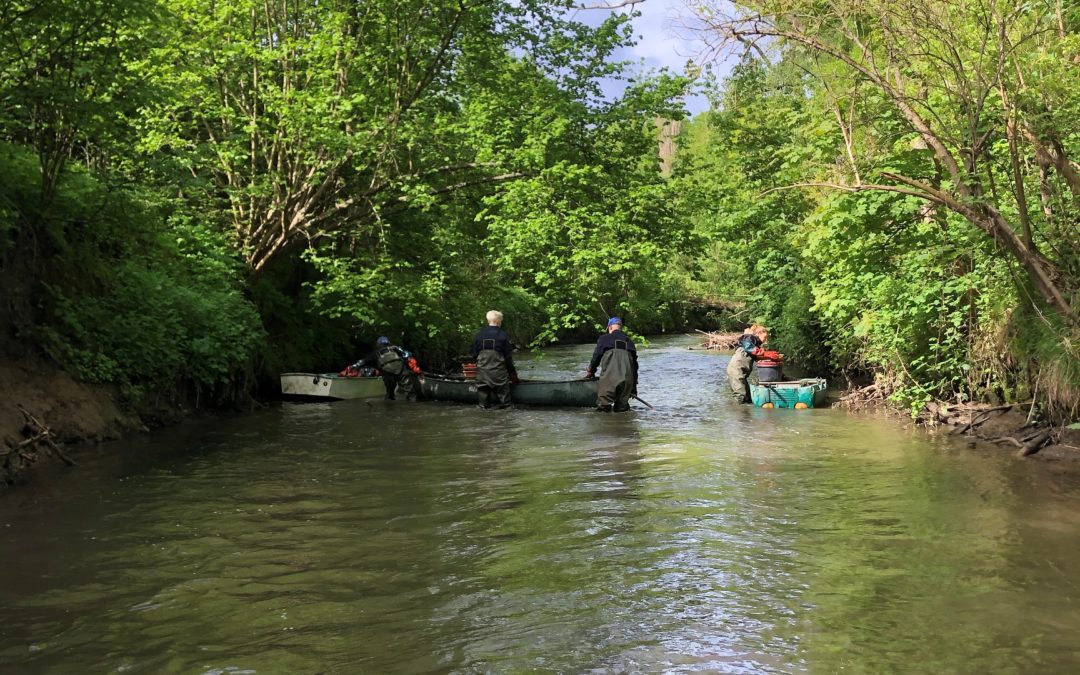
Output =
[{"x1": 615, "y1": 340, "x2": 628, "y2": 350}]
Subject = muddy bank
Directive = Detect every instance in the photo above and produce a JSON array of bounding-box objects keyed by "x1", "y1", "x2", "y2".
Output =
[
  {"x1": 0, "y1": 359, "x2": 146, "y2": 485},
  {"x1": 836, "y1": 382, "x2": 1080, "y2": 466}
]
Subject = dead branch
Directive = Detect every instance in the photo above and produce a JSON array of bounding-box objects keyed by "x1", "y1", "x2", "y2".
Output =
[
  {"x1": 16, "y1": 405, "x2": 78, "y2": 467},
  {"x1": 576, "y1": 0, "x2": 644, "y2": 9},
  {"x1": 697, "y1": 330, "x2": 743, "y2": 350}
]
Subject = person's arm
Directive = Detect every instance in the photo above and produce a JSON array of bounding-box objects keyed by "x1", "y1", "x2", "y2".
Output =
[
  {"x1": 354, "y1": 350, "x2": 377, "y2": 369},
  {"x1": 501, "y1": 333, "x2": 518, "y2": 377},
  {"x1": 469, "y1": 334, "x2": 481, "y2": 360},
  {"x1": 586, "y1": 339, "x2": 605, "y2": 377},
  {"x1": 739, "y1": 336, "x2": 780, "y2": 361}
]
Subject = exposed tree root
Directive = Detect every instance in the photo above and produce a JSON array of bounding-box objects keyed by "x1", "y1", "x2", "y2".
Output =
[{"x1": 2, "y1": 406, "x2": 78, "y2": 484}]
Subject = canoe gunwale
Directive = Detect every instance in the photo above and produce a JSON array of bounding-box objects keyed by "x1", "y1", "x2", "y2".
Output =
[{"x1": 419, "y1": 374, "x2": 598, "y2": 407}]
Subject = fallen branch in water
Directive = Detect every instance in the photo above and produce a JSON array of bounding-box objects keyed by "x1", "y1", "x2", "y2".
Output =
[
  {"x1": 696, "y1": 330, "x2": 743, "y2": 350},
  {"x1": 986, "y1": 430, "x2": 1053, "y2": 457},
  {"x1": 16, "y1": 405, "x2": 78, "y2": 467}
]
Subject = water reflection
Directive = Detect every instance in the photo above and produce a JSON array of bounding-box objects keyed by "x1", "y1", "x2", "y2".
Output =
[{"x1": 1, "y1": 336, "x2": 1079, "y2": 673}]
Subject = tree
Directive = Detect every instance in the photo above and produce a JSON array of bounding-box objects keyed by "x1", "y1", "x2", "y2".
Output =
[
  {"x1": 141, "y1": 0, "x2": 635, "y2": 273},
  {"x1": 689, "y1": 0, "x2": 1080, "y2": 325},
  {"x1": 0, "y1": 0, "x2": 159, "y2": 205}
]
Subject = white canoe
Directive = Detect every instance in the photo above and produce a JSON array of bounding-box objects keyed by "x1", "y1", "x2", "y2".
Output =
[{"x1": 280, "y1": 373, "x2": 385, "y2": 400}]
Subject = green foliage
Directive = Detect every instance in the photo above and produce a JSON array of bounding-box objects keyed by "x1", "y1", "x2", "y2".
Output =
[
  {"x1": 1007, "y1": 304, "x2": 1080, "y2": 420},
  {"x1": 674, "y1": 15, "x2": 1080, "y2": 416},
  {"x1": 674, "y1": 0, "x2": 1080, "y2": 417},
  {"x1": 0, "y1": 144, "x2": 262, "y2": 404}
]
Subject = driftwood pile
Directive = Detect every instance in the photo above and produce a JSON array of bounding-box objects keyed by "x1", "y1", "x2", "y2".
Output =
[
  {"x1": 926, "y1": 401, "x2": 1057, "y2": 457},
  {"x1": 696, "y1": 330, "x2": 743, "y2": 350},
  {"x1": 835, "y1": 382, "x2": 892, "y2": 412},
  {"x1": 835, "y1": 383, "x2": 1059, "y2": 458},
  {"x1": 1, "y1": 405, "x2": 77, "y2": 485}
]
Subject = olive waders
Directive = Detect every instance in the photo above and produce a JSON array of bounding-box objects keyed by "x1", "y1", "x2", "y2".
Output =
[
  {"x1": 597, "y1": 342, "x2": 635, "y2": 412},
  {"x1": 476, "y1": 339, "x2": 511, "y2": 408},
  {"x1": 726, "y1": 347, "x2": 753, "y2": 403},
  {"x1": 376, "y1": 346, "x2": 418, "y2": 401}
]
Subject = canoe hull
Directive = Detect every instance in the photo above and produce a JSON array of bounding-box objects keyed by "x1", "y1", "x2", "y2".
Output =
[
  {"x1": 749, "y1": 378, "x2": 827, "y2": 408},
  {"x1": 421, "y1": 376, "x2": 598, "y2": 407},
  {"x1": 280, "y1": 373, "x2": 384, "y2": 400}
]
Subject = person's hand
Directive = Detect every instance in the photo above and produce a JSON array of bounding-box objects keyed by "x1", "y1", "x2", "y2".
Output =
[
  {"x1": 584, "y1": 369, "x2": 596, "y2": 380},
  {"x1": 632, "y1": 387, "x2": 638, "y2": 397},
  {"x1": 510, "y1": 373, "x2": 521, "y2": 384}
]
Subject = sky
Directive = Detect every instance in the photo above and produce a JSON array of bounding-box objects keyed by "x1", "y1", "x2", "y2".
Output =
[{"x1": 580, "y1": 0, "x2": 734, "y2": 116}]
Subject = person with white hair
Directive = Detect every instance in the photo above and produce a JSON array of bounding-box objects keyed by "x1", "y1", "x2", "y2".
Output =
[{"x1": 470, "y1": 310, "x2": 519, "y2": 408}]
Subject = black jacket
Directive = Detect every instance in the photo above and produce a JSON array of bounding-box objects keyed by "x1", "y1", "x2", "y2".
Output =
[
  {"x1": 588, "y1": 329, "x2": 638, "y2": 380},
  {"x1": 470, "y1": 326, "x2": 516, "y2": 375}
]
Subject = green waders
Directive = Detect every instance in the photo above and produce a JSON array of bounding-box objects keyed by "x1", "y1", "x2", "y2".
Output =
[
  {"x1": 597, "y1": 346, "x2": 635, "y2": 412},
  {"x1": 726, "y1": 347, "x2": 753, "y2": 403},
  {"x1": 377, "y1": 346, "x2": 418, "y2": 401},
  {"x1": 476, "y1": 343, "x2": 511, "y2": 409}
]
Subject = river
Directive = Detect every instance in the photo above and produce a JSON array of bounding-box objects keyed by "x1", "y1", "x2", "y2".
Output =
[{"x1": 2, "y1": 336, "x2": 1079, "y2": 673}]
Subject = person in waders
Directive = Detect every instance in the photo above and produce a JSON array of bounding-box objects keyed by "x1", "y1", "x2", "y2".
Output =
[
  {"x1": 726, "y1": 324, "x2": 784, "y2": 403},
  {"x1": 470, "y1": 310, "x2": 519, "y2": 409},
  {"x1": 351, "y1": 336, "x2": 422, "y2": 400},
  {"x1": 586, "y1": 317, "x2": 638, "y2": 413}
]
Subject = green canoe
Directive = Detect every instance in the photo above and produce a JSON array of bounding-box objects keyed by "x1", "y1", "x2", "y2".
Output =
[
  {"x1": 749, "y1": 378, "x2": 828, "y2": 408},
  {"x1": 420, "y1": 375, "x2": 598, "y2": 407}
]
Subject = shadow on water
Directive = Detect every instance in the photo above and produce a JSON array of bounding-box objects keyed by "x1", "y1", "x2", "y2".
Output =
[{"x1": 2, "y1": 335, "x2": 1080, "y2": 673}]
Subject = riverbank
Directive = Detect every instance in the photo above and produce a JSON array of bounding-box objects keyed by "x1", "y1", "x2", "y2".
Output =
[
  {"x1": 696, "y1": 332, "x2": 1080, "y2": 466},
  {"x1": 5, "y1": 340, "x2": 1080, "y2": 487},
  {"x1": 835, "y1": 381, "x2": 1080, "y2": 466},
  {"x1": 0, "y1": 358, "x2": 149, "y2": 485}
]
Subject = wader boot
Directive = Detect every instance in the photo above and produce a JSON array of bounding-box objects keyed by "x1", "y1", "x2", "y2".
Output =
[
  {"x1": 597, "y1": 342, "x2": 635, "y2": 412},
  {"x1": 726, "y1": 347, "x2": 752, "y2": 403},
  {"x1": 380, "y1": 374, "x2": 398, "y2": 399},
  {"x1": 476, "y1": 341, "x2": 511, "y2": 409}
]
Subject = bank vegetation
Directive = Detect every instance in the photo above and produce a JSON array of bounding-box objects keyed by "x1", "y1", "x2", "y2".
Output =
[{"x1": 1, "y1": 0, "x2": 1078, "y2": 474}]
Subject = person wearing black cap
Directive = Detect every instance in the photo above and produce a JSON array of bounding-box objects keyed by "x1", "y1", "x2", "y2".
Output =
[
  {"x1": 351, "y1": 336, "x2": 422, "y2": 400},
  {"x1": 585, "y1": 317, "x2": 638, "y2": 412}
]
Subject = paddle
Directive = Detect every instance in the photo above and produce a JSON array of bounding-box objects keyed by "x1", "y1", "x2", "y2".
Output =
[{"x1": 632, "y1": 395, "x2": 654, "y2": 410}]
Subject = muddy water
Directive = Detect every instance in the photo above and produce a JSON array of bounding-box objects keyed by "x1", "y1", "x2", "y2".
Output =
[{"x1": 2, "y1": 336, "x2": 1079, "y2": 673}]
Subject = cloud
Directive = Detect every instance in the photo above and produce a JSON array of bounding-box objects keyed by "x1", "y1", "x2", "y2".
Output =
[
  {"x1": 628, "y1": 0, "x2": 700, "y2": 71},
  {"x1": 575, "y1": 0, "x2": 730, "y2": 115}
]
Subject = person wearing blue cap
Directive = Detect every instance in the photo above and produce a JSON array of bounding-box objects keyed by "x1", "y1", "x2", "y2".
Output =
[
  {"x1": 350, "y1": 336, "x2": 422, "y2": 400},
  {"x1": 585, "y1": 317, "x2": 638, "y2": 412}
]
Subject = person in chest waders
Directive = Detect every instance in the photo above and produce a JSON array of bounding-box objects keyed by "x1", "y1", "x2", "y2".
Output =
[
  {"x1": 470, "y1": 310, "x2": 520, "y2": 409},
  {"x1": 351, "y1": 336, "x2": 422, "y2": 400},
  {"x1": 586, "y1": 317, "x2": 638, "y2": 413},
  {"x1": 726, "y1": 324, "x2": 784, "y2": 403}
]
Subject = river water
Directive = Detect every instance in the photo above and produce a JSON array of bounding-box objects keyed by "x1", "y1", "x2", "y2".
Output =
[{"x1": 2, "y1": 336, "x2": 1080, "y2": 674}]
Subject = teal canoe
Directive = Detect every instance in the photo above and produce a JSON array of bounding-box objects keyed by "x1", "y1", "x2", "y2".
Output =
[
  {"x1": 749, "y1": 378, "x2": 827, "y2": 408},
  {"x1": 421, "y1": 375, "x2": 598, "y2": 407}
]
